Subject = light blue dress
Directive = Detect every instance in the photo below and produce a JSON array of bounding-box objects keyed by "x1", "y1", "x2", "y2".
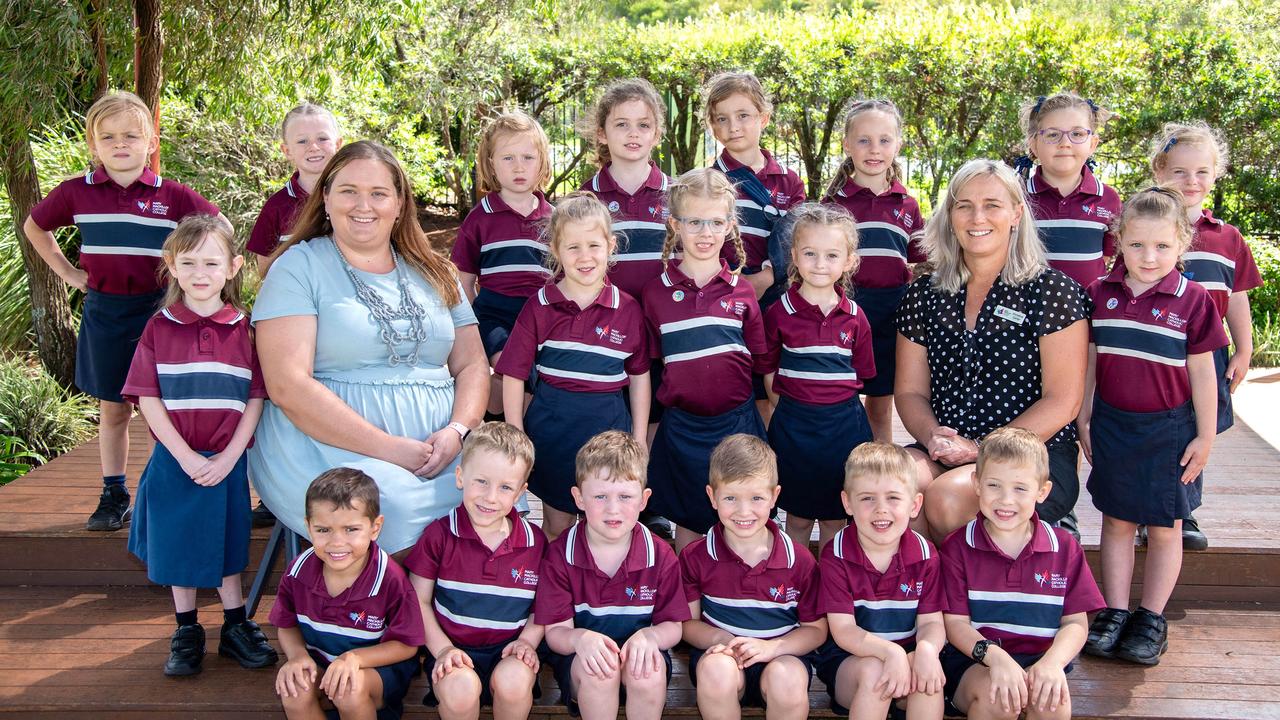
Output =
[{"x1": 249, "y1": 236, "x2": 478, "y2": 552}]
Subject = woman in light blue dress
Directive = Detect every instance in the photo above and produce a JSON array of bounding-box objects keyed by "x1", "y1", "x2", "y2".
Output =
[{"x1": 250, "y1": 141, "x2": 489, "y2": 552}]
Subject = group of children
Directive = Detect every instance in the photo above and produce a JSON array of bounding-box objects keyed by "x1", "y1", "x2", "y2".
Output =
[{"x1": 18, "y1": 63, "x2": 1262, "y2": 718}]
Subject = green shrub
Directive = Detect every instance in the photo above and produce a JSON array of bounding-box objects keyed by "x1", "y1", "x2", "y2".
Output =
[{"x1": 0, "y1": 355, "x2": 96, "y2": 462}]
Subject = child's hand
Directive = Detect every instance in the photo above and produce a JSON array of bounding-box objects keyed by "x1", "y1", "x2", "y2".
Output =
[
  {"x1": 431, "y1": 646, "x2": 474, "y2": 683},
  {"x1": 620, "y1": 628, "x2": 664, "y2": 680},
  {"x1": 501, "y1": 639, "x2": 540, "y2": 671},
  {"x1": 909, "y1": 649, "x2": 944, "y2": 696},
  {"x1": 319, "y1": 651, "x2": 363, "y2": 701},
  {"x1": 1180, "y1": 436, "x2": 1213, "y2": 484},
  {"x1": 725, "y1": 636, "x2": 781, "y2": 668},
  {"x1": 987, "y1": 653, "x2": 1029, "y2": 715},
  {"x1": 275, "y1": 655, "x2": 317, "y2": 698},
  {"x1": 190, "y1": 452, "x2": 236, "y2": 487},
  {"x1": 178, "y1": 451, "x2": 210, "y2": 482},
  {"x1": 573, "y1": 630, "x2": 620, "y2": 679},
  {"x1": 1026, "y1": 659, "x2": 1069, "y2": 714},
  {"x1": 65, "y1": 268, "x2": 88, "y2": 293},
  {"x1": 1226, "y1": 351, "x2": 1249, "y2": 393},
  {"x1": 876, "y1": 643, "x2": 912, "y2": 700}
]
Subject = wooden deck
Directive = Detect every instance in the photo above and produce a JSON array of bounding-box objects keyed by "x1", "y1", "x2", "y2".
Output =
[{"x1": 3, "y1": 388, "x2": 1280, "y2": 717}]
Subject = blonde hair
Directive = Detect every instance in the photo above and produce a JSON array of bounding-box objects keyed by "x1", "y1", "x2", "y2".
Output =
[
  {"x1": 475, "y1": 110, "x2": 552, "y2": 194},
  {"x1": 579, "y1": 78, "x2": 666, "y2": 168},
  {"x1": 159, "y1": 214, "x2": 244, "y2": 312},
  {"x1": 786, "y1": 203, "x2": 860, "y2": 289},
  {"x1": 1019, "y1": 91, "x2": 1113, "y2": 154},
  {"x1": 85, "y1": 91, "x2": 154, "y2": 153},
  {"x1": 823, "y1": 99, "x2": 905, "y2": 200},
  {"x1": 277, "y1": 140, "x2": 462, "y2": 307},
  {"x1": 1148, "y1": 121, "x2": 1229, "y2": 178},
  {"x1": 661, "y1": 168, "x2": 746, "y2": 273},
  {"x1": 843, "y1": 442, "x2": 918, "y2": 496},
  {"x1": 544, "y1": 191, "x2": 616, "y2": 278},
  {"x1": 702, "y1": 71, "x2": 773, "y2": 128},
  {"x1": 280, "y1": 102, "x2": 339, "y2": 140},
  {"x1": 575, "y1": 430, "x2": 647, "y2": 488},
  {"x1": 1112, "y1": 185, "x2": 1196, "y2": 260},
  {"x1": 921, "y1": 159, "x2": 1045, "y2": 294},
  {"x1": 975, "y1": 427, "x2": 1050, "y2": 486},
  {"x1": 709, "y1": 434, "x2": 778, "y2": 489},
  {"x1": 460, "y1": 421, "x2": 535, "y2": 481}
]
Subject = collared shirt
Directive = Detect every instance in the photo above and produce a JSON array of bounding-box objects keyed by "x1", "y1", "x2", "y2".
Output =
[
  {"x1": 818, "y1": 525, "x2": 944, "y2": 647},
  {"x1": 713, "y1": 149, "x2": 805, "y2": 273},
  {"x1": 1184, "y1": 211, "x2": 1262, "y2": 320},
  {"x1": 247, "y1": 172, "x2": 308, "y2": 258},
  {"x1": 1024, "y1": 166, "x2": 1122, "y2": 289},
  {"x1": 494, "y1": 281, "x2": 649, "y2": 392},
  {"x1": 29, "y1": 166, "x2": 219, "y2": 295},
  {"x1": 825, "y1": 178, "x2": 926, "y2": 289},
  {"x1": 534, "y1": 520, "x2": 690, "y2": 643},
  {"x1": 581, "y1": 162, "x2": 671, "y2": 300},
  {"x1": 941, "y1": 513, "x2": 1104, "y2": 656},
  {"x1": 269, "y1": 541, "x2": 426, "y2": 663},
  {"x1": 403, "y1": 505, "x2": 547, "y2": 648},
  {"x1": 1087, "y1": 266, "x2": 1226, "y2": 412},
  {"x1": 121, "y1": 302, "x2": 265, "y2": 453},
  {"x1": 451, "y1": 191, "x2": 554, "y2": 298},
  {"x1": 679, "y1": 520, "x2": 820, "y2": 640},
  {"x1": 762, "y1": 286, "x2": 876, "y2": 404},
  {"x1": 896, "y1": 269, "x2": 1088, "y2": 446},
  {"x1": 641, "y1": 261, "x2": 768, "y2": 416}
]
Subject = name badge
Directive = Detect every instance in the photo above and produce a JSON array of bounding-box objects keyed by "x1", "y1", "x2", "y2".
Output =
[{"x1": 994, "y1": 305, "x2": 1026, "y2": 324}]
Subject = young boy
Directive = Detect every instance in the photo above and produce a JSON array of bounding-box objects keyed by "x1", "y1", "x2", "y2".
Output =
[
  {"x1": 405, "y1": 423, "x2": 546, "y2": 720},
  {"x1": 817, "y1": 442, "x2": 946, "y2": 720},
  {"x1": 534, "y1": 430, "x2": 690, "y2": 720},
  {"x1": 271, "y1": 468, "x2": 425, "y2": 720},
  {"x1": 680, "y1": 434, "x2": 826, "y2": 720},
  {"x1": 940, "y1": 428, "x2": 1104, "y2": 720},
  {"x1": 23, "y1": 90, "x2": 221, "y2": 531}
]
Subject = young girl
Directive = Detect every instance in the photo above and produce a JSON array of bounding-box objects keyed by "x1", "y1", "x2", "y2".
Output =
[
  {"x1": 23, "y1": 91, "x2": 221, "y2": 533},
  {"x1": 1015, "y1": 92, "x2": 1122, "y2": 289},
  {"x1": 578, "y1": 78, "x2": 671, "y2": 300},
  {"x1": 821, "y1": 99, "x2": 925, "y2": 443},
  {"x1": 451, "y1": 110, "x2": 554, "y2": 415},
  {"x1": 762, "y1": 203, "x2": 876, "y2": 550},
  {"x1": 495, "y1": 193, "x2": 651, "y2": 539},
  {"x1": 120, "y1": 214, "x2": 276, "y2": 676},
  {"x1": 1078, "y1": 187, "x2": 1226, "y2": 666},
  {"x1": 642, "y1": 168, "x2": 769, "y2": 552},
  {"x1": 248, "y1": 103, "x2": 342, "y2": 273}
]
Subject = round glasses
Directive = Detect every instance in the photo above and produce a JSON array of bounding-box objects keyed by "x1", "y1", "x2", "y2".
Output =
[
  {"x1": 675, "y1": 217, "x2": 730, "y2": 234},
  {"x1": 1036, "y1": 127, "x2": 1094, "y2": 145}
]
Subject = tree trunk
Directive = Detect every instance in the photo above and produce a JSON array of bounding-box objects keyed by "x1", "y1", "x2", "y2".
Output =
[
  {"x1": 2, "y1": 124, "x2": 78, "y2": 386},
  {"x1": 89, "y1": 0, "x2": 108, "y2": 100},
  {"x1": 133, "y1": 0, "x2": 163, "y2": 171}
]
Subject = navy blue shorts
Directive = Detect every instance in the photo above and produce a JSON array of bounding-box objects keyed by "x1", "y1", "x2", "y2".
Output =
[
  {"x1": 76, "y1": 289, "x2": 163, "y2": 402},
  {"x1": 938, "y1": 643, "x2": 1071, "y2": 715},
  {"x1": 1213, "y1": 345, "x2": 1234, "y2": 433},
  {"x1": 814, "y1": 638, "x2": 912, "y2": 716},
  {"x1": 648, "y1": 399, "x2": 766, "y2": 534},
  {"x1": 423, "y1": 641, "x2": 541, "y2": 708},
  {"x1": 689, "y1": 646, "x2": 813, "y2": 709},
  {"x1": 548, "y1": 648, "x2": 672, "y2": 717},
  {"x1": 474, "y1": 288, "x2": 530, "y2": 358},
  {"x1": 316, "y1": 654, "x2": 419, "y2": 719},
  {"x1": 907, "y1": 440, "x2": 1080, "y2": 524},
  {"x1": 526, "y1": 384, "x2": 630, "y2": 515},
  {"x1": 851, "y1": 284, "x2": 909, "y2": 397},
  {"x1": 1088, "y1": 396, "x2": 1201, "y2": 527},
  {"x1": 770, "y1": 396, "x2": 871, "y2": 520}
]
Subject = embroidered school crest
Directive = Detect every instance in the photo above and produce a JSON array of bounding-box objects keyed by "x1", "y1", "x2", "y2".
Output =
[
  {"x1": 608, "y1": 201, "x2": 620, "y2": 213},
  {"x1": 839, "y1": 330, "x2": 851, "y2": 345},
  {"x1": 1106, "y1": 298, "x2": 1119, "y2": 310},
  {"x1": 899, "y1": 582, "x2": 914, "y2": 596}
]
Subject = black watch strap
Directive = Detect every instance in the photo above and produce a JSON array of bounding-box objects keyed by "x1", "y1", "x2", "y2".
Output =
[{"x1": 972, "y1": 639, "x2": 991, "y2": 666}]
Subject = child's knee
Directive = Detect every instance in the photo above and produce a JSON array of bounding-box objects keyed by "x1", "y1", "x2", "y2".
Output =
[
  {"x1": 572, "y1": 657, "x2": 620, "y2": 693},
  {"x1": 279, "y1": 689, "x2": 320, "y2": 715},
  {"x1": 99, "y1": 400, "x2": 132, "y2": 426},
  {"x1": 434, "y1": 667, "x2": 482, "y2": 711},
  {"x1": 1027, "y1": 699, "x2": 1073, "y2": 720},
  {"x1": 489, "y1": 658, "x2": 535, "y2": 703},
  {"x1": 623, "y1": 665, "x2": 667, "y2": 696},
  {"x1": 328, "y1": 676, "x2": 376, "y2": 714},
  {"x1": 760, "y1": 656, "x2": 808, "y2": 704},
  {"x1": 694, "y1": 653, "x2": 740, "y2": 698},
  {"x1": 851, "y1": 655, "x2": 883, "y2": 691}
]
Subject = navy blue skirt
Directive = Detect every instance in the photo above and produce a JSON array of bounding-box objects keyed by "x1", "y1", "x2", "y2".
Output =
[
  {"x1": 474, "y1": 288, "x2": 531, "y2": 358},
  {"x1": 648, "y1": 399, "x2": 766, "y2": 534},
  {"x1": 77, "y1": 289, "x2": 163, "y2": 402},
  {"x1": 770, "y1": 396, "x2": 871, "y2": 520},
  {"x1": 128, "y1": 442, "x2": 251, "y2": 588},
  {"x1": 851, "y1": 284, "x2": 908, "y2": 397},
  {"x1": 1087, "y1": 396, "x2": 1201, "y2": 527},
  {"x1": 526, "y1": 384, "x2": 631, "y2": 515},
  {"x1": 1213, "y1": 345, "x2": 1234, "y2": 433}
]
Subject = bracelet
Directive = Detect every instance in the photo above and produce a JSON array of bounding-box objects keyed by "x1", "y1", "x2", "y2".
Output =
[{"x1": 446, "y1": 422, "x2": 470, "y2": 441}]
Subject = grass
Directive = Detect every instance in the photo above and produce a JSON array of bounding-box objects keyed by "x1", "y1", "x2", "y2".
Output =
[{"x1": 1252, "y1": 311, "x2": 1280, "y2": 369}]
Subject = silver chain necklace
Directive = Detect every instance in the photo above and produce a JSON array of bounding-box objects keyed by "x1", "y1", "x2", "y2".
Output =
[{"x1": 333, "y1": 241, "x2": 429, "y2": 366}]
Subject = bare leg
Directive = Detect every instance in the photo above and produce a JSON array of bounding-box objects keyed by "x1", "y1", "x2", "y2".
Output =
[
  {"x1": 675, "y1": 525, "x2": 703, "y2": 555},
  {"x1": 489, "y1": 655, "x2": 538, "y2": 720},
  {"x1": 921, "y1": 465, "x2": 980, "y2": 544},
  {"x1": 864, "y1": 395, "x2": 895, "y2": 444},
  {"x1": 1100, "y1": 516, "x2": 1138, "y2": 609},
  {"x1": 171, "y1": 586, "x2": 198, "y2": 614},
  {"x1": 694, "y1": 652, "x2": 743, "y2": 720},
  {"x1": 1140, "y1": 522, "x2": 1184, "y2": 614},
  {"x1": 216, "y1": 574, "x2": 244, "y2": 610},
  {"x1": 99, "y1": 399, "x2": 132, "y2": 477},
  {"x1": 541, "y1": 505, "x2": 578, "y2": 541}
]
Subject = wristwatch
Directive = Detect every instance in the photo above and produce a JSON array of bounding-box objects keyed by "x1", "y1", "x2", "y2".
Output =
[
  {"x1": 972, "y1": 639, "x2": 991, "y2": 667},
  {"x1": 446, "y1": 422, "x2": 470, "y2": 441}
]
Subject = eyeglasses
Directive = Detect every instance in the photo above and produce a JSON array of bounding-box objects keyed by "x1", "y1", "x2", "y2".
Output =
[
  {"x1": 1036, "y1": 127, "x2": 1094, "y2": 145},
  {"x1": 675, "y1": 217, "x2": 730, "y2": 234}
]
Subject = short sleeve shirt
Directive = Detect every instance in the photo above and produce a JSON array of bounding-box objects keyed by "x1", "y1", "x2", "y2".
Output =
[
  {"x1": 1184, "y1": 211, "x2": 1263, "y2": 320},
  {"x1": 450, "y1": 192, "x2": 553, "y2": 298},
  {"x1": 1024, "y1": 166, "x2": 1122, "y2": 289},
  {"x1": 824, "y1": 179, "x2": 926, "y2": 289},
  {"x1": 895, "y1": 269, "x2": 1088, "y2": 446},
  {"x1": 581, "y1": 163, "x2": 671, "y2": 300},
  {"x1": 714, "y1": 149, "x2": 806, "y2": 273},
  {"x1": 247, "y1": 172, "x2": 307, "y2": 257},
  {"x1": 761, "y1": 286, "x2": 876, "y2": 404}
]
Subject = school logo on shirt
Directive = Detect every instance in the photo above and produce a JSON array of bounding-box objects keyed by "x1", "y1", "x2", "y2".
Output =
[
  {"x1": 595, "y1": 324, "x2": 627, "y2": 345},
  {"x1": 1106, "y1": 298, "x2": 1119, "y2": 310},
  {"x1": 1153, "y1": 308, "x2": 1188, "y2": 330},
  {"x1": 626, "y1": 585, "x2": 657, "y2": 602},
  {"x1": 510, "y1": 566, "x2": 539, "y2": 586},
  {"x1": 608, "y1": 201, "x2": 621, "y2": 213},
  {"x1": 899, "y1": 580, "x2": 924, "y2": 597},
  {"x1": 1035, "y1": 570, "x2": 1069, "y2": 590},
  {"x1": 720, "y1": 299, "x2": 747, "y2": 317},
  {"x1": 348, "y1": 611, "x2": 385, "y2": 630},
  {"x1": 839, "y1": 330, "x2": 851, "y2": 345},
  {"x1": 768, "y1": 584, "x2": 800, "y2": 602},
  {"x1": 774, "y1": 192, "x2": 791, "y2": 206},
  {"x1": 1095, "y1": 206, "x2": 1114, "y2": 220},
  {"x1": 894, "y1": 209, "x2": 915, "y2": 229}
]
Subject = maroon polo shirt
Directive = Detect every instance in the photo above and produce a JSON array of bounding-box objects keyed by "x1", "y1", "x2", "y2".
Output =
[
  {"x1": 825, "y1": 178, "x2": 926, "y2": 289},
  {"x1": 451, "y1": 191, "x2": 554, "y2": 298},
  {"x1": 1024, "y1": 166, "x2": 1121, "y2": 289},
  {"x1": 581, "y1": 163, "x2": 671, "y2": 300},
  {"x1": 819, "y1": 526, "x2": 943, "y2": 647},
  {"x1": 247, "y1": 172, "x2": 307, "y2": 258},
  {"x1": 761, "y1": 286, "x2": 875, "y2": 404},
  {"x1": 713, "y1": 149, "x2": 805, "y2": 273}
]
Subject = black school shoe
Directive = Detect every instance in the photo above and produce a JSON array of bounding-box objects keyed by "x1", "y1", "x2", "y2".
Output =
[
  {"x1": 86, "y1": 484, "x2": 132, "y2": 531},
  {"x1": 164, "y1": 623, "x2": 205, "y2": 676},
  {"x1": 1114, "y1": 607, "x2": 1168, "y2": 665},
  {"x1": 1083, "y1": 608, "x2": 1131, "y2": 658},
  {"x1": 1182, "y1": 515, "x2": 1209, "y2": 550},
  {"x1": 219, "y1": 620, "x2": 279, "y2": 668},
  {"x1": 250, "y1": 500, "x2": 276, "y2": 529}
]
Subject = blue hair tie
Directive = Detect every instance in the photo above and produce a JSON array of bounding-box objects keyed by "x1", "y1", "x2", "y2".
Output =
[
  {"x1": 1032, "y1": 96, "x2": 1046, "y2": 114},
  {"x1": 1162, "y1": 137, "x2": 1179, "y2": 153},
  {"x1": 1012, "y1": 155, "x2": 1035, "y2": 177},
  {"x1": 1085, "y1": 98, "x2": 1099, "y2": 113},
  {"x1": 1085, "y1": 157, "x2": 1098, "y2": 171}
]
